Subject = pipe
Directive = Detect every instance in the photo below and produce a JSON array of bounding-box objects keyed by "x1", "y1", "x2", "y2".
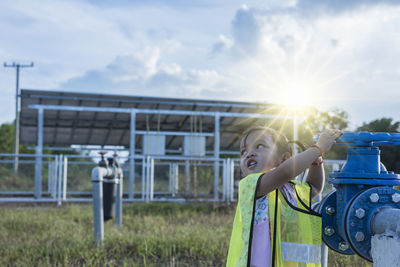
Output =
[
  {"x1": 91, "y1": 167, "x2": 114, "y2": 245},
  {"x1": 372, "y1": 207, "x2": 400, "y2": 235}
]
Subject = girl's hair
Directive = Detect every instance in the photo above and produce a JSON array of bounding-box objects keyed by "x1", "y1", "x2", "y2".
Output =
[{"x1": 240, "y1": 125, "x2": 292, "y2": 156}]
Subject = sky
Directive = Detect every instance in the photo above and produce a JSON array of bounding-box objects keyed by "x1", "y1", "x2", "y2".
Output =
[{"x1": 1, "y1": 0, "x2": 400, "y2": 129}]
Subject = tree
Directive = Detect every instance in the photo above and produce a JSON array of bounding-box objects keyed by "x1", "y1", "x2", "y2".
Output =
[
  {"x1": 357, "y1": 118, "x2": 400, "y2": 173},
  {"x1": 0, "y1": 122, "x2": 79, "y2": 155},
  {"x1": 297, "y1": 107, "x2": 349, "y2": 160},
  {"x1": 357, "y1": 118, "x2": 400, "y2": 133},
  {"x1": 0, "y1": 122, "x2": 30, "y2": 154}
]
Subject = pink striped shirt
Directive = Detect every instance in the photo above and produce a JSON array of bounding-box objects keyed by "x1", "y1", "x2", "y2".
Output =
[{"x1": 250, "y1": 184, "x2": 297, "y2": 267}]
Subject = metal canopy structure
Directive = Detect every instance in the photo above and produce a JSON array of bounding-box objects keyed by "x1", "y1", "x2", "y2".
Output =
[
  {"x1": 19, "y1": 89, "x2": 298, "y2": 201},
  {"x1": 20, "y1": 89, "x2": 293, "y2": 153}
]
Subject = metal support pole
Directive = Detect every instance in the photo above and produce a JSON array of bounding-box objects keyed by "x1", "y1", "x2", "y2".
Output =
[
  {"x1": 129, "y1": 111, "x2": 136, "y2": 200},
  {"x1": 145, "y1": 156, "x2": 150, "y2": 202},
  {"x1": 169, "y1": 163, "x2": 173, "y2": 195},
  {"x1": 57, "y1": 155, "x2": 63, "y2": 206},
  {"x1": 141, "y1": 157, "x2": 146, "y2": 201},
  {"x1": 222, "y1": 159, "x2": 226, "y2": 202},
  {"x1": 144, "y1": 156, "x2": 154, "y2": 202},
  {"x1": 115, "y1": 168, "x2": 123, "y2": 227},
  {"x1": 214, "y1": 113, "x2": 220, "y2": 200},
  {"x1": 34, "y1": 107, "x2": 43, "y2": 199},
  {"x1": 49, "y1": 159, "x2": 57, "y2": 198},
  {"x1": 14, "y1": 65, "x2": 19, "y2": 173},
  {"x1": 229, "y1": 158, "x2": 234, "y2": 203},
  {"x1": 52, "y1": 158, "x2": 57, "y2": 198},
  {"x1": 149, "y1": 157, "x2": 154, "y2": 202},
  {"x1": 185, "y1": 160, "x2": 190, "y2": 195},
  {"x1": 3, "y1": 61, "x2": 34, "y2": 174},
  {"x1": 172, "y1": 163, "x2": 179, "y2": 196},
  {"x1": 63, "y1": 156, "x2": 68, "y2": 201},
  {"x1": 48, "y1": 160, "x2": 53, "y2": 196},
  {"x1": 92, "y1": 167, "x2": 105, "y2": 245}
]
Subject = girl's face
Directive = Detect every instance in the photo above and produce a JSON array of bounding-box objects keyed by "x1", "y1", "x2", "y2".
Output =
[{"x1": 240, "y1": 130, "x2": 281, "y2": 176}]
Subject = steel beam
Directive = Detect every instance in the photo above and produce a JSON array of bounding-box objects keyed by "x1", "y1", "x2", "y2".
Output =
[
  {"x1": 28, "y1": 104, "x2": 296, "y2": 119},
  {"x1": 129, "y1": 111, "x2": 136, "y2": 199},
  {"x1": 25, "y1": 92, "x2": 270, "y2": 110},
  {"x1": 34, "y1": 107, "x2": 43, "y2": 199},
  {"x1": 214, "y1": 113, "x2": 220, "y2": 200}
]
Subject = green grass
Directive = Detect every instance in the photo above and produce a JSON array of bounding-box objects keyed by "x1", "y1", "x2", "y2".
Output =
[{"x1": 0, "y1": 203, "x2": 372, "y2": 266}]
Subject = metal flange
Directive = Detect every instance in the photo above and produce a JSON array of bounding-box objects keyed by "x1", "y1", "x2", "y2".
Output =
[
  {"x1": 320, "y1": 190, "x2": 355, "y2": 255},
  {"x1": 344, "y1": 187, "x2": 400, "y2": 262}
]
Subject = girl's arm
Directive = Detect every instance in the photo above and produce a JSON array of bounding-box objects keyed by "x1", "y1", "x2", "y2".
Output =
[
  {"x1": 306, "y1": 158, "x2": 325, "y2": 198},
  {"x1": 256, "y1": 129, "x2": 342, "y2": 197},
  {"x1": 256, "y1": 147, "x2": 322, "y2": 197}
]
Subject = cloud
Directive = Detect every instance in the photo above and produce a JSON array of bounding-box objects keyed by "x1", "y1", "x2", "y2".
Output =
[
  {"x1": 231, "y1": 5, "x2": 263, "y2": 52},
  {"x1": 59, "y1": 45, "x2": 232, "y2": 99},
  {"x1": 206, "y1": 2, "x2": 400, "y2": 126},
  {"x1": 3, "y1": 0, "x2": 400, "y2": 127},
  {"x1": 210, "y1": 35, "x2": 234, "y2": 56},
  {"x1": 296, "y1": 0, "x2": 400, "y2": 14}
]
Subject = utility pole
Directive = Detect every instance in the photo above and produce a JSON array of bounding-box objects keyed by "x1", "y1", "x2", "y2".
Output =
[{"x1": 3, "y1": 61, "x2": 34, "y2": 173}]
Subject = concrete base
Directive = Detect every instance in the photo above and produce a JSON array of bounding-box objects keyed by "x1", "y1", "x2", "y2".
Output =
[{"x1": 371, "y1": 233, "x2": 400, "y2": 267}]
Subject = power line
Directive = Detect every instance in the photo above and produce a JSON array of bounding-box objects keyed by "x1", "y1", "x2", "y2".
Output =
[{"x1": 3, "y1": 61, "x2": 34, "y2": 173}]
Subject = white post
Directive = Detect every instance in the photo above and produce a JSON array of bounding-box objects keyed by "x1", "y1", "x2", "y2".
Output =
[
  {"x1": 115, "y1": 167, "x2": 123, "y2": 227},
  {"x1": 229, "y1": 158, "x2": 234, "y2": 203},
  {"x1": 222, "y1": 159, "x2": 227, "y2": 202},
  {"x1": 185, "y1": 160, "x2": 190, "y2": 195},
  {"x1": 169, "y1": 163, "x2": 173, "y2": 195},
  {"x1": 63, "y1": 156, "x2": 68, "y2": 201},
  {"x1": 53, "y1": 158, "x2": 57, "y2": 198},
  {"x1": 150, "y1": 157, "x2": 154, "y2": 202},
  {"x1": 48, "y1": 160, "x2": 52, "y2": 196},
  {"x1": 91, "y1": 167, "x2": 105, "y2": 245},
  {"x1": 57, "y1": 155, "x2": 63, "y2": 206},
  {"x1": 129, "y1": 111, "x2": 136, "y2": 200},
  {"x1": 214, "y1": 113, "x2": 220, "y2": 200},
  {"x1": 34, "y1": 107, "x2": 43, "y2": 199},
  {"x1": 141, "y1": 157, "x2": 146, "y2": 201},
  {"x1": 145, "y1": 156, "x2": 151, "y2": 203},
  {"x1": 174, "y1": 163, "x2": 179, "y2": 196}
]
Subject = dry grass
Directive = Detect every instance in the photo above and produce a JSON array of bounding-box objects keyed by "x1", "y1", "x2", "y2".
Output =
[{"x1": 0, "y1": 202, "x2": 372, "y2": 266}]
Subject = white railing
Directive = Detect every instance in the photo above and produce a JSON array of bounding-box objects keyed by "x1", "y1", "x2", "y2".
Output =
[{"x1": 0, "y1": 153, "x2": 346, "y2": 204}]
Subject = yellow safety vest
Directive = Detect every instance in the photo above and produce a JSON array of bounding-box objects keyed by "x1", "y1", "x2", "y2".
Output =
[{"x1": 226, "y1": 173, "x2": 322, "y2": 267}]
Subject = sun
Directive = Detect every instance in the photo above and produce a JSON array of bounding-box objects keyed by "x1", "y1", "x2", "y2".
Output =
[
  {"x1": 280, "y1": 87, "x2": 313, "y2": 108},
  {"x1": 275, "y1": 82, "x2": 318, "y2": 113}
]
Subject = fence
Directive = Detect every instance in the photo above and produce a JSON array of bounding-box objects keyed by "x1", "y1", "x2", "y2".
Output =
[{"x1": 0, "y1": 153, "x2": 345, "y2": 204}]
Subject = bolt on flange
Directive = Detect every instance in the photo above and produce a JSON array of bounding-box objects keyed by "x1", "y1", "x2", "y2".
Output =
[
  {"x1": 369, "y1": 193, "x2": 379, "y2": 203},
  {"x1": 355, "y1": 208, "x2": 365, "y2": 219},
  {"x1": 392, "y1": 193, "x2": 400, "y2": 203},
  {"x1": 355, "y1": 232, "x2": 365, "y2": 242},
  {"x1": 324, "y1": 226, "x2": 335, "y2": 236},
  {"x1": 325, "y1": 206, "x2": 336, "y2": 215},
  {"x1": 338, "y1": 241, "x2": 349, "y2": 251}
]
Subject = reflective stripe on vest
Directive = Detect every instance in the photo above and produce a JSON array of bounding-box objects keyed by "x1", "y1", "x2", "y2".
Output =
[{"x1": 281, "y1": 242, "x2": 321, "y2": 263}]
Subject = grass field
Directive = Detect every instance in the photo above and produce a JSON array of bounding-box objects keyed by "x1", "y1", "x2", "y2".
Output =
[{"x1": 0, "y1": 202, "x2": 372, "y2": 266}]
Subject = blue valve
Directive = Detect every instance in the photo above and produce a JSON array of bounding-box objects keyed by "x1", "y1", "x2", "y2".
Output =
[
  {"x1": 317, "y1": 131, "x2": 400, "y2": 262},
  {"x1": 335, "y1": 132, "x2": 400, "y2": 146}
]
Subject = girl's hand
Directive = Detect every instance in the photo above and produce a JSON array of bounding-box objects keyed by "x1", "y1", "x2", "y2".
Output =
[{"x1": 316, "y1": 129, "x2": 343, "y2": 153}]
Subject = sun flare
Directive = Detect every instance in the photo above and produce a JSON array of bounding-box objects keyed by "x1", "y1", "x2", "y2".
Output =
[
  {"x1": 280, "y1": 87, "x2": 313, "y2": 108},
  {"x1": 274, "y1": 76, "x2": 321, "y2": 112}
]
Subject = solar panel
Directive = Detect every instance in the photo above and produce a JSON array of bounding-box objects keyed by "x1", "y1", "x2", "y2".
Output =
[{"x1": 20, "y1": 89, "x2": 287, "y2": 153}]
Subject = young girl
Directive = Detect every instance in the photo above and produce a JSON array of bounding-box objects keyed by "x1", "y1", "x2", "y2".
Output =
[{"x1": 226, "y1": 126, "x2": 342, "y2": 267}]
